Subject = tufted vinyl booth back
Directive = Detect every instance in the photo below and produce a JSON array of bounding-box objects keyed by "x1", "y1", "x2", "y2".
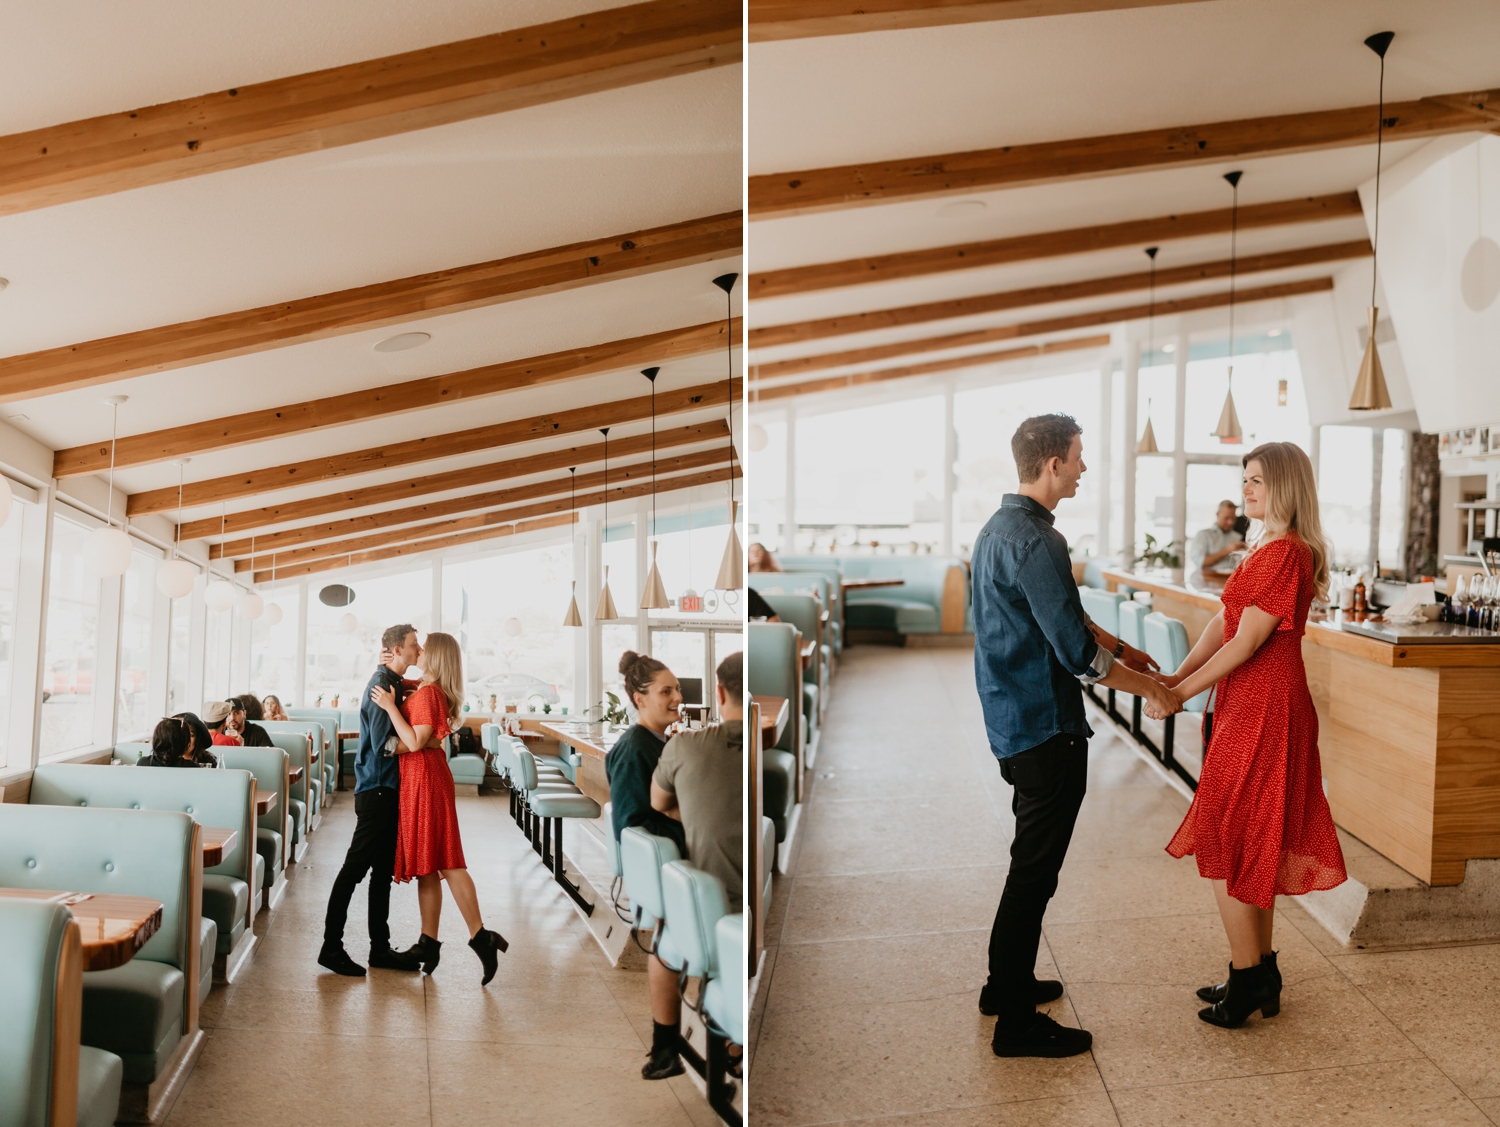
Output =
[
  {"x1": 286, "y1": 710, "x2": 339, "y2": 756},
  {"x1": 0, "y1": 897, "x2": 73, "y2": 1127},
  {"x1": 747, "y1": 622, "x2": 800, "y2": 754},
  {"x1": 30, "y1": 764, "x2": 254, "y2": 890}
]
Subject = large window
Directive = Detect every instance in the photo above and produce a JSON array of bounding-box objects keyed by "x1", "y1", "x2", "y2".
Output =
[
  {"x1": 41, "y1": 513, "x2": 102, "y2": 757},
  {"x1": 1184, "y1": 345, "x2": 1311, "y2": 455},
  {"x1": 442, "y1": 543, "x2": 574, "y2": 714},
  {"x1": 645, "y1": 510, "x2": 743, "y2": 623},
  {"x1": 747, "y1": 418, "x2": 787, "y2": 552},
  {"x1": 166, "y1": 586, "x2": 195, "y2": 716},
  {"x1": 1186, "y1": 464, "x2": 1246, "y2": 548},
  {"x1": 116, "y1": 551, "x2": 157, "y2": 741},
  {"x1": 251, "y1": 584, "x2": 301, "y2": 708},
  {"x1": 650, "y1": 625, "x2": 744, "y2": 720},
  {"x1": 203, "y1": 602, "x2": 230, "y2": 706},
  {"x1": 0, "y1": 498, "x2": 27, "y2": 769},
  {"x1": 601, "y1": 622, "x2": 640, "y2": 715},
  {"x1": 602, "y1": 522, "x2": 636, "y2": 616},
  {"x1": 307, "y1": 565, "x2": 433, "y2": 710}
]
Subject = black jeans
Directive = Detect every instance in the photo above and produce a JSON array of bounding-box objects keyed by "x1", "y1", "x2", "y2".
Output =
[
  {"x1": 987, "y1": 733, "x2": 1088, "y2": 1029},
  {"x1": 323, "y1": 787, "x2": 399, "y2": 951}
]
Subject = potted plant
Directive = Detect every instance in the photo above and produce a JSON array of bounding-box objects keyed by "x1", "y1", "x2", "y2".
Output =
[{"x1": 1136, "y1": 534, "x2": 1181, "y2": 572}]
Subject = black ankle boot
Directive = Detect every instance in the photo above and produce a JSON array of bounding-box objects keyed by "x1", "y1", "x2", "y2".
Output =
[
  {"x1": 1198, "y1": 961, "x2": 1279, "y2": 1028},
  {"x1": 401, "y1": 934, "x2": 441, "y2": 975},
  {"x1": 467, "y1": 928, "x2": 509, "y2": 986},
  {"x1": 1197, "y1": 951, "x2": 1280, "y2": 1004}
]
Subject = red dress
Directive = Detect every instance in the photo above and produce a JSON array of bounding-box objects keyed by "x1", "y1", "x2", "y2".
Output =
[
  {"x1": 1166, "y1": 534, "x2": 1347, "y2": 909},
  {"x1": 394, "y1": 683, "x2": 467, "y2": 882}
]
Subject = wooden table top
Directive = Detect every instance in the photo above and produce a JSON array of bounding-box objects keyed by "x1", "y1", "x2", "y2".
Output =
[
  {"x1": 843, "y1": 577, "x2": 906, "y2": 590},
  {"x1": 537, "y1": 721, "x2": 613, "y2": 760},
  {"x1": 0, "y1": 888, "x2": 163, "y2": 972},
  {"x1": 287, "y1": 765, "x2": 304, "y2": 784},
  {"x1": 754, "y1": 695, "x2": 790, "y2": 746},
  {"x1": 202, "y1": 827, "x2": 237, "y2": 867},
  {"x1": 256, "y1": 789, "x2": 278, "y2": 815}
]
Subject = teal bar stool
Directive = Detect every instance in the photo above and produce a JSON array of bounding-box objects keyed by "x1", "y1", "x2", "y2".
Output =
[
  {"x1": 619, "y1": 826, "x2": 681, "y2": 938},
  {"x1": 1143, "y1": 612, "x2": 1211, "y2": 788},
  {"x1": 1080, "y1": 588, "x2": 1129, "y2": 723},
  {"x1": 514, "y1": 750, "x2": 599, "y2": 914},
  {"x1": 660, "y1": 862, "x2": 738, "y2": 1120}
]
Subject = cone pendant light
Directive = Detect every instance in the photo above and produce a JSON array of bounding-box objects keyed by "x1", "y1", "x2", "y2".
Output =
[
  {"x1": 1350, "y1": 30, "x2": 1396, "y2": 411},
  {"x1": 595, "y1": 429, "x2": 618, "y2": 620},
  {"x1": 638, "y1": 367, "x2": 670, "y2": 609},
  {"x1": 712, "y1": 272, "x2": 743, "y2": 590},
  {"x1": 1213, "y1": 171, "x2": 1244, "y2": 444},
  {"x1": 562, "y1": 468, "x2": 583, "y2": 626},
  {"x1": 1137, "y1": 247, "x2": 1161, "y2": 454}
]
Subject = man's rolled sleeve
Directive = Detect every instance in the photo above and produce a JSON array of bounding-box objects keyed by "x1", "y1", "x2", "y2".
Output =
[{"x1": 1079, "y1": 642, "x2": 1115, "y2": 685}]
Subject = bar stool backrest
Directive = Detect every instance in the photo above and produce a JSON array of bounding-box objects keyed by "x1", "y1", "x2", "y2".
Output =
[
  {"x1": 1079, "y1": 588, "x2": 1127, "y2": 636},
  {"x1": 1142, "y1": 612, "x2": 1212, "y2": 712},
  {"x1": 660, "y1": 861, "x2": 728, "y2": 980}
]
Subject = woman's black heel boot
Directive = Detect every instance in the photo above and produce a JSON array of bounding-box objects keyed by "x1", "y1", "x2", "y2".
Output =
[
  {"x1": 402, "y1": 934, "x2": 441, "y2": 975},
  {"x1": 1198, "y1": 962, "x2": 1278, "y2": 1028},
  {"x1": 1198, "y1": 950, "x2": 1279, "y2": 1004},
  {"x1": 468, "y1": 928, "x2": 508, "y2": 985}
]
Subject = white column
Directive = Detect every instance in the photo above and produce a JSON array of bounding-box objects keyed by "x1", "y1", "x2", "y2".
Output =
[
  {"x1": 430, "y1": 558, "x2": 443, "y2": 635},
  {"x1": 783, "y1": 405, "x2": 798, "y2": 552},
  {"x1": 1172, "y1": 332, "x2": 1189, "y2": 566},
  {"x1": 942, "y1": 382, "x2": 957, "y2": 556},
  {"x1": 1096, "y1": 361, "x2": 1113, "y2": 559},
  {"x1": 24, "y1": 487, "x2": 58, "y2": 768},
  {"x1": 293, "y1": 579, "x2": 308, "y2": 708},
  {"x1": 1368, "y1": 428, "x2": 1384, "y2": 570},
  {"x1": 1308, "y1": 424, "x2": 1322, "y2": 486},
  {"x1": 1122, "y1": 340, "x2": 1141, "y2": 566}
]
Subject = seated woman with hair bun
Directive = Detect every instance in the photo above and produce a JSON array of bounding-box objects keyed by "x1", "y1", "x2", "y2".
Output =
[{"x1": 148, "y1": 713, "x2": 218, "y2": 768}]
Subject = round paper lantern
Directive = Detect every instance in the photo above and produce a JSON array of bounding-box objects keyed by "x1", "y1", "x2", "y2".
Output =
[
  {"x1": 237, "y1": 591, "x2": 264, "y2": 620},
  {"x1": 156, "y1": 558, "x2": 195, "y2": 599},
  {"x1": 0, "y1": 474, "x2": 12, "y2": 527},
  {"x1": 264, "y1": 602, "x2": 284, "y2": 626},
  {"x1": 87, "y1": 527, "x2": 134, "y2": 578},
  {"x1": 204, "y1": 579, "x2": 236, "y2": 611},
  {"x1": 339, "y1": 612, "x2": 358, "y2": 634},
  {"x1": 503, "y1": 617, "x2": 522, "y2": 637},
  {"x1": 748, "y1": 424, "x2": 769, "y2": 452}
]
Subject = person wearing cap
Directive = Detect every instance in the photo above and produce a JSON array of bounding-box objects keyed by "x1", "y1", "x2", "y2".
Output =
[{"x1": 202, "y1": 701, "x2": 243, "y2": 746}]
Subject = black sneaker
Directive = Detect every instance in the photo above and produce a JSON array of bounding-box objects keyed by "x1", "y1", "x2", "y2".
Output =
[
  {"x1": 368, "y1": 946, "x2": 422, "y2": 971},
  {"x1": 317, "y1": 944, "x2": 366, "y2": 977},
  {"x1": 642, "y1": 1043, "x2": 686, "y2": 1080},
  {"x1": 992, "y1": 1012, "x2": 1093, "y2": 1058},
  {"x1": 979, "y1": 979, "x2": 1065, "y2": 1015}
]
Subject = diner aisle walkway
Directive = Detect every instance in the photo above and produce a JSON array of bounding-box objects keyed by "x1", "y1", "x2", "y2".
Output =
[
  {"x1": 168, "y1": 790, "x2": 719, "y2": 1127},
  {"x1": 749, "y1": 645, "x2": 1500, "y2": 1127}
]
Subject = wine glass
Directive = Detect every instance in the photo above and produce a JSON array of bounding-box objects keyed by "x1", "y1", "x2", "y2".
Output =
[{"x1": 1452, "y1": 574, "x2": 1468, "y2": 624}]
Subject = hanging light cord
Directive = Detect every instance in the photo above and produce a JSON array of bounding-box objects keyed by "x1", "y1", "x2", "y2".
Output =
[
  {"x1": 1229, "y1": 179, "x2": 1238, "y2": 368},
  {"x1": 1371, "y1": 48, "x2": 1386, "y2": 308},
  {"x1": 173, "y1": 464, "x2": 184, "y2": 561},
  {"x1": 106, "y1": 401, "x2": 118, "y2": 528},
  {"x1": 724, "y1": 284, "x2": 734, "y2": 508},
  {"x1": 650, "y1": 379, "x2": 657, "y2": 539}
]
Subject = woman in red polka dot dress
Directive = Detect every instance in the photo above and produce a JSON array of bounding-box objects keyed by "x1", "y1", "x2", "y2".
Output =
[
  {"x1": 372, "y1": 631, "x2": 507, "y2": 985},
  {"x1": 1153, "y1": 441, "x2": 1347, "y2": 1028}
]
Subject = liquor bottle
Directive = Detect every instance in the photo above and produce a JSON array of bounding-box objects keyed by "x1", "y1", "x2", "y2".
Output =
[{"x1": 1352, "y1": 575, "x2": 1367, "y2": 617}]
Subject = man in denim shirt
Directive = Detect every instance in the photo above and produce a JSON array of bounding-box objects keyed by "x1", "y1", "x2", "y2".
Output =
[{"x1": 974, "y1": 414, "x2": 1178, "y2": 1058}]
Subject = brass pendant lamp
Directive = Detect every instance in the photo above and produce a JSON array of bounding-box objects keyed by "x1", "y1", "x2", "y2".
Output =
[
  {"x1": 712, "y1": 273, "x2": 743, "y2": 591},
  {"x1": 594, "y1": 429, "x2": 619, "y2": 621},
  {"x1": 1350, "y1": 30, "x2": 1396, "y2": 411},
  {"x1": 1137, "y1": 246, "x2": 1161, "y2": 454},
  {"x1": 638, "y1": 367, "x2": 671, "y2": 609},
  {"x1": 1213, "y1": 170, "x2": 1245, "y2": 443},
  {"x1": 562, "y1": 468, "x2": 583, "y2": 627}
]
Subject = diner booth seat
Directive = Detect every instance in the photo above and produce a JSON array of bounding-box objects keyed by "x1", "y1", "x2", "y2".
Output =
[
  {"x1": 448, "y1": 735, "x2": 489, "y2": 796},
  {"x1": 30, "y1": 763, "x2": 260, "y2": 984},
  {"x1": 748, "y1": 622, "x2": 801, "y2": 851},
  {"x1": 752, "y1": 571, "x2": 842, "y2": 659},
  {"x1": 219, "y1": 746, "x2": 290, "y2": 911},
  {"x1": 0, "y1": 805, "x2": 204, "y2": 1123},
  {"x1": 785, "y1": 554, "x2": 971, "y2": 639},
  {"x1": 286, "y1": 709, "x2": 340, "y2": 789},
  {"x1": 0, "y1": 897, "x2": 124, "y2": 1127},
  {"x1": 266, "y1": 732, "x2": 314, "y2": 862},
  {"x1": 760, "y1": 593, "x2": 826, "y2": 738},
  {"x1": 259, "y1": 720, "x2": 324, "y2": 820}
]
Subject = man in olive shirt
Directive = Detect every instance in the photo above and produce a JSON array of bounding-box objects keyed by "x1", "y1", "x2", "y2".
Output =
[{"x1": 652, "y1": 651, "x2": 743, "y2": 907}]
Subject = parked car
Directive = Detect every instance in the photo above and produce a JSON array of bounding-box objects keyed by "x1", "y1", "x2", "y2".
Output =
[{"x1": 477, "y1": 672, "x2": 560, "y2": 706}]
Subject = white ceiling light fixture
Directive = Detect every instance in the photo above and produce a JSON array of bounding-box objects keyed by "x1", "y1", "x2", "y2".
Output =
[
  {"x1": 1137, "y1": 248, "x2": 1161, "y2": 455},
  {"x1": 0, "y1": 278, "x2": 9, "y2": 292},
  {"x1": 88, "y1": 395, "x2": 135, "y2": 578},
  {"x1": 1461, "y1": 140, "x2": 1500, "y2": 312},
  {"x1": 748, "y1": 368, "x2": 768, "y2": 452},
  {"x1": 265, "y1": 551, "x2": 284, "y2": 627},
  {"x1": 712, "y1": 273, "x2": 743, "y2": 593},
  {"x1": 1213, "y1": 172, "x2": 1244, "y2": 444},
  {"x1": 1350, "y1": 31, "x2": 1396, "y2": 412},
  {"x1": 373, "y1": 331, "x2": 431, "y2": 353},
  {"x1": 156, "y1": 459, "x2": 195, "y2": 599},
  {"x1": 204, "y1": 500, "x2": 236, "y2": 610},
  {"x1": 639, "y1": 366, "x2": 670, "y2": 611},
  {"x1": 237, "y1": 534, "x2": 264, "y2": 620},
  {"x1": 339, "y1": 554, "x2": 358, "y2": 633},
  {"x1": 562, "y1": 468, "x2": 583, "y2": 627}
]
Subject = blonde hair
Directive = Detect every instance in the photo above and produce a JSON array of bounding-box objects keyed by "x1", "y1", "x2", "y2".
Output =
[
  {"x1": 417, "y1": 632, "x2": 465, "y2": 726},
  {"x1": 1243, "y1": 441, "x2": 1330, "y2": 603}
]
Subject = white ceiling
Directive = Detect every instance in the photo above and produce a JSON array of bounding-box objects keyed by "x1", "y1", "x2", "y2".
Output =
[{"x1": 0, "y1": 1, "x2": 742, "y2": 563}]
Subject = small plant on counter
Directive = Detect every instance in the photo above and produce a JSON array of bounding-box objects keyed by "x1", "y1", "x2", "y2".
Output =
[{"x1": 1136, "y1": 534, "x2": 1182, "y2": 570}]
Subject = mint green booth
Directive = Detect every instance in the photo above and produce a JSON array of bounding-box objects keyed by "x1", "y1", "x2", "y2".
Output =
[
  {"x1": 287, "y1": 709, "x2": 340, "y2": 790},
  {"x1": 761, "y1": 593, "x2": 827, "y2": 737},
  {"x1": 0, "y1": 805, "x2": 204, "y2": 1098},
  {"x1": 259, "y1": 721, "x2": 324, "y2": 820},
  {"x1": 266, "y1": 732, "x2": 312, "y2": 862},
  {"x1": 30, "y1": 763, "x2": 258, "y2": 983},
  {"x1": 784, "y1": 554, "x2": 971, "y2": 638},
  {"x1": 753, "y1": 571, "x2": 842, "y2": 658},
  {"x1": 748, "y1": 622, "x2": 800, "y2": 847},
  {"x1": 766, "y1": 560, "x2": 845, "y2": 652},
  {"x1": 219, "y1": 746, "x2": 289, "y2": 911},
  {"x1": 0, "y1": 897, "x2": 123, "y2": 1127}
]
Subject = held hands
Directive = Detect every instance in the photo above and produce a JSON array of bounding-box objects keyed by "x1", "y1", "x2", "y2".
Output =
[{"x1": 1142, "y1": 680, "x2": 1184, "y2": 721}]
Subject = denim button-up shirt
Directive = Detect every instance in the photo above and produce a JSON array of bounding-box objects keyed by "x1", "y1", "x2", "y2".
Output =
[{"x1": 973, "y1": 493, "x2": 1114, "y2": 759}]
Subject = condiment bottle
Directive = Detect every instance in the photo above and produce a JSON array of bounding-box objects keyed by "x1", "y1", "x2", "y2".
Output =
[{"x1": 1352, "y1": 575, "x2": 1367, "y2": 618}]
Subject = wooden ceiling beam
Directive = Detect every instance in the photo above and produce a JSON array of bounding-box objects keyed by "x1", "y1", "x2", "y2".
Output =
[
  {"x1": 127, "y1": 376, "x2": 739, "y2": 516},
  {"x1": 210, "y1": 445, "x2": 732, "y2": 558},
  {"x1": 752, "y1": 277, "x2": 1332, "y2": 380},
  {"x1": 0, "y1": 0, "x2": 741, "y2": 218},
  {"x1": 24, "y1": 211, "x2": 740, "y2": 413},
  {"x1": 54, "y1": 312, "x2": 738, "y2": 477},
  {"x1": 752, "y1": 335, "x2": 1112, "y2": 401},
  {"x1": 252, "y1": 513, "x2": 579, "y2": 584},
  {"x1": 750, "y1": 0, "x2": 1204, "y2": 41},
  {"x1": 243, "y1": 464, "x2": 736, "y2": 579},
  {"x1": 751, "y1": 240, "x2": 1367, "y2": 350},
  {"x1": 177, "y1": 418, "x2": 727, "y2": 539},
  {"x1": 750, "y1": 192, "x2": 1360, "y2": 299},
  {"x1": 749, "y1": 93, "x2": 1498, "y2": 217}
]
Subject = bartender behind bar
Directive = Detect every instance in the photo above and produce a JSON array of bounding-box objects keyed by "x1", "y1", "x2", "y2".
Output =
[{"x1": 1188, "y1": 499, "x2": 1249, "y2": 574}]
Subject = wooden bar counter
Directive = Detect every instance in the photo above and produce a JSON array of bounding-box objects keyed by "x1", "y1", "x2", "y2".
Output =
[{"x1": 1101, "y1": 567, "x2": 1500, "y2": 887}]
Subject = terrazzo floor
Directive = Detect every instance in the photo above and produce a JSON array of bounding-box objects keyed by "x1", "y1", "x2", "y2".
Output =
[
  {"x1": 169, "y1": 788, "x2": 722, "y2": 1127},
  {"x1": 748, "y1": 644, "x2": 1500, "y2": 1127}
]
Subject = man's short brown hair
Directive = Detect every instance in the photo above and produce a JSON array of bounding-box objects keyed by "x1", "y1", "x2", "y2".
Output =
[
  {"x1": 382, "y1": 623, "x2": 417, "y2": 651},
  {"x1": 1011, "y1": 414, "x2": 1083, "y2": 483},
  {"x1": 717, "y1": 651, "x2": 742, "y2": 699}
]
